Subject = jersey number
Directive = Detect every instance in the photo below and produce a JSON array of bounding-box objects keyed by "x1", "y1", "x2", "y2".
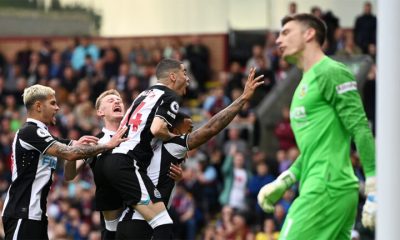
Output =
[{"x1": 128, "y1": 102, "x2": 145, "y2": 132}]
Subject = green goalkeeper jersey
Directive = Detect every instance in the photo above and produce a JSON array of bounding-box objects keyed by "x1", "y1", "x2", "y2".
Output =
[{"x1": 289, "y1": 56, "x2": 375, "y2": 196}]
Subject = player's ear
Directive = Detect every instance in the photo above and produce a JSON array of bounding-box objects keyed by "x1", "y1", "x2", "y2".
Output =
[
  {"x1": 305, "y1": 28, "x2": 316, "y2": 43},
  {"x1": 97, "y1": 109, "x2": 105, "y2": 117},
  {"x1": 34, "y1": 100, "x2": 42, "y2": 112},
  {"x1": 169, "y1": 71, "x2": 176, "y2": 83}
]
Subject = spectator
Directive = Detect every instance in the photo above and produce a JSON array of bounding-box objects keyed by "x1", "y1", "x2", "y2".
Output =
[
  {"x1": 203, "y1": 86, "x2": 231, "y2": 117},
  {"x1": 228, "y1": 211, "x2": 254, "y2": 240},
  {"x1": 185, "y1": 36, "x2": 211, "y2": 92},
  {"x1": 336, "y1": 31, "x2": 363, "y2": 57},
  {"x1": 223, "y1": 128, "x2": 248, "y2": 157},
  {"x1": 245, "y1": 45, "x2": 264, "y2": 75},
  {"x1": 288, "y1": 2, "x2": 297, "y2": 15},
  {"x1": 219, "y1": 146, "x2": 252, "y2": 211},
  {"x1": 363, "y1": 64, "x2": 376, "y2": 134},
  {"x1": 255, "y1": 218, "x2": 279, "y2": 240},
  {"x1": 71, "y1": 36, "x2": 100, "y2": 71},
  {"x1": 354, "y1": 2, "x2": 377, "y2": 53},
  {"x1": 170, "y1": 183, "x2": 197, "y2": 240},
  {"x1": 49, "y1": 51, "x2": 65, "y2": 79},
  {"x1": 248, "y1": 161, "x2": 275, "y2": 224},
  {"x1": 274, "y1": 106, "x2": 296, "y2": 151},
  {"x1": 215, "y1": 205, "x2": 235, "y2": 239}
]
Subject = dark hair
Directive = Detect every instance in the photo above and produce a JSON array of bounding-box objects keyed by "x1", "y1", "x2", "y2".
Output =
[
  {"x1": 155, "y1": 58, "x2": 182, "y2": 80},
  {"x1": 281, "y1": 13, "x2": 327, "y2": 46},
  {"x1": 171, "y1": 111, "x2": 191, "y2": 130}
]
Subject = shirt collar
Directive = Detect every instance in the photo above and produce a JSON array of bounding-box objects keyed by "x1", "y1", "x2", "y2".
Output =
[
  {"x1": 27, "y1": 118, "x2": 48, "y2": 130},
  {"x1": 102, "y1": 127, "x2": 116, "y2": 136}
]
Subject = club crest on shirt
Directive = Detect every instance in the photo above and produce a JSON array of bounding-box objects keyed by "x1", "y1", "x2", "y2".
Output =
[
  {"x1": 170, "y1": 101, "x2": 179, "y2": 113},
  {"x1": 154, "y1": 188, "x2": 162, "y2": 199},
  {"x1": 299, "y1": 84, "x2": 308, "y2": 99}
]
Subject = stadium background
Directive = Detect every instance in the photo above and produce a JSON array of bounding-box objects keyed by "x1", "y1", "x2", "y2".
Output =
[{"x1": 0, "y1": 0, "x2": 376, "y2": 239}]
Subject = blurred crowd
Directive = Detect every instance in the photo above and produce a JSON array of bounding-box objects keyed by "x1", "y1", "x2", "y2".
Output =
[{"x1": 0, "y1": 2, "x2": 376, "y2": 239}]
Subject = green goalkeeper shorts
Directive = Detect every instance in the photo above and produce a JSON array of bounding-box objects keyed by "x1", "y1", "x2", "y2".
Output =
[{"x1": 279, "y1": 189, "x2": 358, "y2": 240}]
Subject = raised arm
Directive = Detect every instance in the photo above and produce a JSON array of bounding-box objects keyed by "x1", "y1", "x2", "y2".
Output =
[{"x1": 187, "y1": 68, "x2": 264, "y2": 150}]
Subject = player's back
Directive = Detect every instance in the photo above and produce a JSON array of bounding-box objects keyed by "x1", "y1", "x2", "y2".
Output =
[{"x1": 112, "y1": 84, "x2": 180, "y2": 170}]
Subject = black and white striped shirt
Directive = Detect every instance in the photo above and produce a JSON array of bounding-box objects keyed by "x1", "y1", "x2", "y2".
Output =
[
  {"x1": 2, "y1": 118, "x2": 71, "y2": 221},
  {"x1": 112, "y1": 84, "x2": 180, "y2": 171},
  {"x1": 120, "y1": 134, "x2": 189, "y2": 221}
]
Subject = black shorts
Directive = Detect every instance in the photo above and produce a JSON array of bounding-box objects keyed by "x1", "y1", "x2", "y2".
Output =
[
  {"x1": 102, "y1": 153, "x2": 163, "y2": 206},
  {"x1": 2, "y1": 217, "x2": 48, "y2": 240},
  {"x1": 93, "y1": 156, "x2": 123, "y2": 211},
  {"x1": 116, "y1": 219, "x2": 153, "y2": 240}
]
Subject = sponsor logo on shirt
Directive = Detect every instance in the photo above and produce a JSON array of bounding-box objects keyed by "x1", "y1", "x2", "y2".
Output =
[
  {"x1": 336, "y1": 81, "x2": 357, "y2": 94},
  {"x1": 290, "y1": 106, "x2": 306, "y2": 119},
  {"x1": 42, "y1": 155, "x2": 57, "y2": 169}
]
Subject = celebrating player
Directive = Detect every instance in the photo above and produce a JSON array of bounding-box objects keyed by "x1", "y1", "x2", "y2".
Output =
[
  {"x1": 116, "y1": 67, "x2": 265, "y2": 239},
  {"x1": 2, "y1": 85, "x2": 126, "y2": 240},
  {"x1": 64, "y1": 89, "x2": 126, "y2": 239}
]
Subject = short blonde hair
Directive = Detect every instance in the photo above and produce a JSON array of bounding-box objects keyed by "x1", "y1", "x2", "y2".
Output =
[
  {"x1": 23, "y1": 84, "x2": 55, "y2": 110},
  {"x1": 95, "y1": 89, "x2": 121, "y2": 110}
]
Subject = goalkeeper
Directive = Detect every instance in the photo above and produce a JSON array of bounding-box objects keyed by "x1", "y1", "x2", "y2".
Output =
[{"x1": 258, "y1": 13, "x2": 376, "y2": 240}]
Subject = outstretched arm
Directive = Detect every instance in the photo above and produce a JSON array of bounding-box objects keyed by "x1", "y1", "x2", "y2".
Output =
[
  {"x1": 187, "y1": 68, "x2": 264, "y2": 150},
  {"x1": 46, "y1": 126, "x2": 128, "y2": 161}
]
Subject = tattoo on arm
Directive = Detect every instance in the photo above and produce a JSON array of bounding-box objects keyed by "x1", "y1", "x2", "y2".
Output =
[
  {"x1": 48, "y1": 142, "x2": 108, "y2": 161},
  {"x1": 188, "y1": 96, "x2": 247, "y2": 149}
]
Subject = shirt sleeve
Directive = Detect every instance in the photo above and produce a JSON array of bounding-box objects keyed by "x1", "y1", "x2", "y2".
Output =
[
  {"x1": 163, "y1": 134, "x2": 189, "y2": 159},
  {"x1": 21, "y1": 126, "x2": 57, "y2": 153},
  {"x1": 317, "y1": 66, "x2": 376, "y2": 177},
  {"x1": 155, "y1": 94, "x2": 180, "y2": 126},
  {"x1": 53, "y1": 137, "x2": 72, "y2": 146}
]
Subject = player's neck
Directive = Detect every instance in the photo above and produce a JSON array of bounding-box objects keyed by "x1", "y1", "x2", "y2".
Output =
[
  {"x1": 298, "y1": 46, "x2": 325, "y2": 72},
  {"x1": 27, "y1": 113, "x2": 48, "y2": 126},
  {"x1": 104, "y1": 119, "x2": 120, "y2": 132}
]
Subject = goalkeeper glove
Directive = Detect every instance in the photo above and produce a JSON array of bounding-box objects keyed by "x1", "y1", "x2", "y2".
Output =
[
  {"x1": 362, "y1": 176, "x2": 376, "y2": 230},
  {"x1": 257, "y1": 170, "x2": 296, "y2": 213}
]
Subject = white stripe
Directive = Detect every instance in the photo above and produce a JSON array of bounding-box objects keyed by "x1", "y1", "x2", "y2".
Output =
[
  {"x1": 147, "y1": 141, "x2": 162, "y2": 186},
  {"x1": 132, "y1": 210, "x2": 145, "y2": 220},
  {"x1": 3, "y1": 132, "x2": 19, "y2": 215},
  {"x1": 164, "y1": 142, "x2": 186, "y2": 159},
  {"x1": 154, "y1": 115, "x2": 172, "y2": 126},
  {"x1": 133, "y1": 160, "x2": 150, "y2": 204},
  {"x1": 118, "y1": 208, "x2": 129, "y2": 222},
  {"x1": 19, "y1": 139, "x2": 39, "y2": 151},
  {"x1": 167, "y1": 184, "x2": 176, "y2": 209},
  {"x1": 283, "y1": 218, "x2": 294, "y2": 238},
  {"x1": 29, "y1": 153, "x2": 53, "y2": 220},
  {"x1": 42, "y1": 140, "x2": 56, "y2": 154},
  {"x1": 12, "y1": 219, "x2": 22, "y2": 240}
]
